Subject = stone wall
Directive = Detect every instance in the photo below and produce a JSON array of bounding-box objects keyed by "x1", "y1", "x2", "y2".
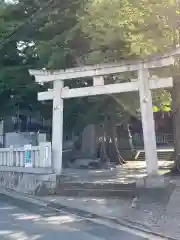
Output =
[
  {"x1": 5, "y1": 132, "x2": 47, "y2": 147},
  {"x1": 0, "y1": 171, "x2": 56, "y2": 195},
  {"x1": 81, "y1": 124, "x2": 97, "y2": 158}
]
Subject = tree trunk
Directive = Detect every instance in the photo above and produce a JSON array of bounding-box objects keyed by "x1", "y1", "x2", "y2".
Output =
[
  {"x1": 108, "y1": 110, "x2": 125, "y2": 164},
  {"x1": 99, "y1": 100, "x2": 126, "y2": 166},
  {"x1": 99, "y1": 116, "x2": 110, "y2": 167},
  {"x1": 172, "y1": 75, "x2": 180, "y2": 171}
]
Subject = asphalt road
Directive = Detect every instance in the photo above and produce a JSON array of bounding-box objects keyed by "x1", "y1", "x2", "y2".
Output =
[{"x1": 0, "y1": 194, "x2": 149, "y2": 240}]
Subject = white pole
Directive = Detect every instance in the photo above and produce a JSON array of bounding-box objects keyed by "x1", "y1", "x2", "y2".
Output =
[
  {"x1": 52, "y1": 80, "x2": 64, "y2": 174},
  {"x1": 138, "y1": 65, "x2": 158, "y2": 176}
]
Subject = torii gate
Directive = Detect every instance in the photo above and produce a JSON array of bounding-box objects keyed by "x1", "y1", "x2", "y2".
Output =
[{"x1": 29, "y1": 53, "x2": 177, "y2": 176}]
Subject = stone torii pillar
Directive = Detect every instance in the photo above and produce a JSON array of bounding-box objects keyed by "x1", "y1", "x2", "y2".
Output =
[
  {"x1": 138, "y1": 65, "x2": 158, "y2": 175},
  {"x1": 52, "y1": 80, "x2": 64, "y2": 175}
]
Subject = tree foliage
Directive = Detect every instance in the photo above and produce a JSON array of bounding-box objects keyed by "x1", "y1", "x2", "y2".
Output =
[
  {"x1": 0, "y1": 0, "x2": 178, "y2": 130},
  {"x1": 77, "y1": 0, "x2": 178, "y2": 118},
  {"x1": 79, "y1": 0, "x2": 179, "y2": 60}
]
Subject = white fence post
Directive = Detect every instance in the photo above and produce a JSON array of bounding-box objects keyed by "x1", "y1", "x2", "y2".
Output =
[
  {"x1": 39, "y1": 142, "x2": 52, "y2": 168},
  {"x1": 9, "y1": 145, "x2": 14, "y2": 167}
]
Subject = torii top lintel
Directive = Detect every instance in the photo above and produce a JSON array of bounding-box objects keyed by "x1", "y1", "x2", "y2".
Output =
[{"x1": 29, "y1": 47, "x2": 180, "y2": 83}]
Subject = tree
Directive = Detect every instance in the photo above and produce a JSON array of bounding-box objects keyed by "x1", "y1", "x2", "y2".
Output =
[
  {"x1": 29, "y1": 0, "x2": 178, "y2": 164},
  {"x1": 0, "y1": 1, "x2": 50, "y2": 120},
  {"x1": 77, "y1": 0, "x2": 180, "y2": 166},
  {"x1": 0, "y1": 0, "x2": 178, "y2": 165}
]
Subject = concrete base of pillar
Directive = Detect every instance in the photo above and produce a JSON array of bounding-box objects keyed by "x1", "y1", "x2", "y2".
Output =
[
  {"x1": 0, "y1": 171, "x2": 57, "y2": 195},
  {"x1": 136, "y1": 175, "x2": 170, "y2": 189}
]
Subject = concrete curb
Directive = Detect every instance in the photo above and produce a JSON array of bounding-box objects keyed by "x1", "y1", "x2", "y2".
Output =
[
  {"x1": 0, "y1": 188, "x2": 48, "y2": 207},
  {"x1": 0, "y1": 188, "x2": 177, "y2": 240}
]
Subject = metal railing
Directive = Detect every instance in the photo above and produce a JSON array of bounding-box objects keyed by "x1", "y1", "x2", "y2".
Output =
[{"x1": 132, "y1": 133, "x2": 173, "y2": 147}]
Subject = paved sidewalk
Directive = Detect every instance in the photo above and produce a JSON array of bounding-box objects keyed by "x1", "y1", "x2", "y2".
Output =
[
  {"x1": 62, "y1": 161, "x2": 173, "y2": 184},
  {"x1": 38, "y1": 183, "x2": 180, "y2": 240},
  {"x1": 0, "y1": 187, "x2": 175, "y2": 239}
]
